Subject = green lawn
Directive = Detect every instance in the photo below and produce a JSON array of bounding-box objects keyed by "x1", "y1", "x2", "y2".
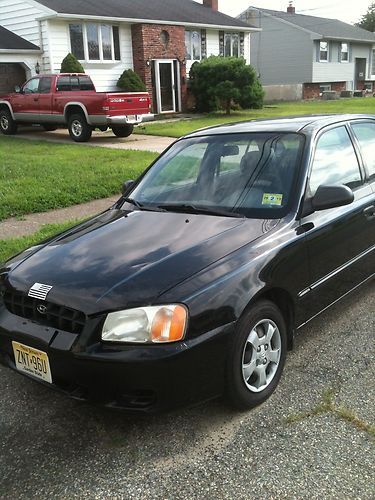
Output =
[
  {"x1": 0, "y1": 221, "x2": 80, "y2": 263},
  {"x1": 135, "y1": 98, "x2": 375, "y2": 138},
  {"x1": 0, "y1": 137, "x2": 157, "y2": 221}
]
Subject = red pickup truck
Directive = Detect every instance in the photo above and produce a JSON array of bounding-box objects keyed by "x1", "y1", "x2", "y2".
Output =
[{"x1": 0, "y1": 73, "x2": 153, "y2": 142}]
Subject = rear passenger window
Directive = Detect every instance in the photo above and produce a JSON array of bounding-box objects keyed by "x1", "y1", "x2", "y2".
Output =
[
  {"x1": 351, "y1": 122, "x2": 375, "y2": 179},
  {"x1": 79, "y1": 76, "x2": 95, "y2": 91},
  {"x1": 56, "y1": 76, "x2": 71, "y2": 92},
  {"x1": 70, "y1": 76, "x2": 80, "y2": 90},
  {"x1": 309, "y1": 126, "x2": 362, "y2": 195}
]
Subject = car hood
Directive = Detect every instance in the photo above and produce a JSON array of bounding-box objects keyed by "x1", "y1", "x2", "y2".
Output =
[{"x1": 6, "y1": 209, "x2": 274, "y2": 315}]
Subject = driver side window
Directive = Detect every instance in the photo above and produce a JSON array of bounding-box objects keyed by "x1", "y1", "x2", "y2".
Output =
[
  {"x1": 309, "y1": 126, "x2": 362, "y2": 195},
  {"x1": 23, "y1": 78, "x2": 40, "y2": 94}
]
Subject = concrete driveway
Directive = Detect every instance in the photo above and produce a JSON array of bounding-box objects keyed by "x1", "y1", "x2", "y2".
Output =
[
  {"x1": 0, "y1": 281, "x2": 373, "y2": 499},
  {"x1": 13, "y1": 126, "x2": 175, "y2": 153}
]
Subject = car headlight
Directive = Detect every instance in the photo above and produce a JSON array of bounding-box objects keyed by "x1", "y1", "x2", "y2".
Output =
[{"x1": 101, "y1": 304, "x2": 188, "y2": 343}]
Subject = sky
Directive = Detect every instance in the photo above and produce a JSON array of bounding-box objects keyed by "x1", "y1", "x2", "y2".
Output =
[{"x1": 195, "y1": 1, "x2": 372, "y2": 25}]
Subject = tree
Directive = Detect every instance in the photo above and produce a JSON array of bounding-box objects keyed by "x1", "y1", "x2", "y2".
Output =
[
  {"x1": 356, "y1": 2, "x2": 375, "y2": 32},
  {"x1": 189, "y1": 56, "x2": 264, "y2": 114},
  {"x1": 117, "y1": 69, "x2": 147, "y2": 92},
  {"x1": 60, "y1": 53, "x2": 85, "y2": 73}
]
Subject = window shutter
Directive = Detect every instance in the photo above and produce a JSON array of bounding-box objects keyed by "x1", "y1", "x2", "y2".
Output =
[
  {"x1": 328, "y1": 42, "x2": 332, "y2": 62},
  {"x1": 219, "y1": 31, "x2": 224, "y2": 57},
  {"x1": 316, "y1": 41, "x2": 320, "y2": 62},
  {"x1": 240, "y1": 32, "x2": 245, "y2": 57},
  {"x1": 201, "y1": 29, "x2": 207, "y2": 59},
  {"x1": 348, "y1": 43, "x2": 352, "y2": 63}
]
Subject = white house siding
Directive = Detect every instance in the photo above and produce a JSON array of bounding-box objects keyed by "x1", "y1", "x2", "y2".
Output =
[
  {"x1": 46, "y1": 20, "x2": 134, "y2": 91},
  {"x1": 0, "y1": 0, "x2": 46, "y2": 47},
  {"x1": 312, "y1": 62, "x2": 355, "y2": 83}
]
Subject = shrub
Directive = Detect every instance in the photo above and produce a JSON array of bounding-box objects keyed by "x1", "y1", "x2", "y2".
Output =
[
  {"x1": 117, "y1": 69, "x2": 147, "y2": 92},
  {"x1": 60, "y1": 53, "x2": 85, "y2": 73},
  {"x1": 189, "y1": 56, "x2": 264, "y2": 113}
]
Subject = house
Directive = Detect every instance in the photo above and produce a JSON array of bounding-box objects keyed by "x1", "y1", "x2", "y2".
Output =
[
  {"x1": 239, "y1": 3, "x2": 375, "y2": 100},
  {"x1": 0, "y1": 0, "x2": 257, "y2": 113}
]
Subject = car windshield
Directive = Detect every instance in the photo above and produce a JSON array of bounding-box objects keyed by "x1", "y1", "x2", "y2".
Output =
[{"x1": 126, "y1": 132, "x2": 305, "y2": 219}]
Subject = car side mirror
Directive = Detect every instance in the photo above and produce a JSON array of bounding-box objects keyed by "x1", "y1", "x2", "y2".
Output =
[
  {"x1": 312, "y1": 184, "x2": 354, "y2": 212},
  {"x1": 14, "y1": 86, "x2": 21, "y2": 93},
  {"x1": 122, "y1": 180, "x2": 134, "y2": 195}
]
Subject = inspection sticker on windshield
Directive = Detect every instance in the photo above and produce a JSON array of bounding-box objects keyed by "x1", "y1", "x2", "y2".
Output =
[{"x1": 262, "y1": 193, "x2": 283, "y2": 206}]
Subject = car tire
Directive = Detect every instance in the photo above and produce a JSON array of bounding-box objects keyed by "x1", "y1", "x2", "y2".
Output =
[
  {"x1": 112, "y1": 124, "x2": 134, "y2": 138},
  {"x1": 68, "y1": 113, "x2": 92, "y2": 143},
  {"x1": 0, "y1": 108, "x2": 18, "y2": 135},
  {"x1": 226, "y1": 300, "x2": 287, "y2": 410},
  {"x1": 42, "y1": 125, "x2": 57, "y2": 132}
]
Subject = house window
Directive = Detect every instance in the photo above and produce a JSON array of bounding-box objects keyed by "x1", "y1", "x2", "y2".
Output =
[
  {"x1": 224, "y1": 33, "x2": 240, "y2": 57},
  {"x1": 319, "y1": 41, "x2": 328, "y2": 62},
  {"x1": 319, "y1": 84, "x2": 332, "y2": 95},
  {"x1": 69, "y1": 23, "x2": 121, "y2": 62},
  {"x1": 185, "y1": 30, "x2": 201, "y2": 60},
  {"x1": 340, "y1": 43, "x2": 349, "y2": 62}
]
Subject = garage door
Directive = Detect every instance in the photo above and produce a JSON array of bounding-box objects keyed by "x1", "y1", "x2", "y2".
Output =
[{"x1": 0, "y1": 63, "x2": 26, "y2": 94}]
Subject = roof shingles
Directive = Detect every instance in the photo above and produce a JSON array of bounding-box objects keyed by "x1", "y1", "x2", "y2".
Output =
[
  {"x1": 244, "y1": 7, "x2": 375, "y2": 42},
  {"x1": 35, "y1": 0, "x2": 252, "y2": 29},
  {"x1": 0, "y1": 25, "x2": 40, "y2": 50}
]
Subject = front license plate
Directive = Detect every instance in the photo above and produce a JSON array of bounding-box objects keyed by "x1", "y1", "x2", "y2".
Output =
[{"x1": 12, "y1": 341, "x2": 52, "y2": 384}]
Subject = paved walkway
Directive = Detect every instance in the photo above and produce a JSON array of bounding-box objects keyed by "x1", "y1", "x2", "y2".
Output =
[
  {"x1": 0, "y1": 195, "x2": 119, "y2": 240},
  {"x1": 13, "y1": 127, "x2": 175, "y2": 153}
]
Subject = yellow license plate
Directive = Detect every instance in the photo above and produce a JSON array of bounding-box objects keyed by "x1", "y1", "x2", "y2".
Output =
[{"x1": 12, "y1": 341, "x2": 52, "y2": 384}]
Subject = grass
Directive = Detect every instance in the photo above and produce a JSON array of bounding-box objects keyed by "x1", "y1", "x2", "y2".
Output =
[
  {"x1": 0, "y1": 220, "x2": 81, "y2": 263},
  {"x1": 135, "y1": 98, "x2": 375, "y2": 138},
  {"x1": 286, "y1": 387, "x2": 375, "y2": 438},
  {"x1": 0, "y1": 137, "x2": 157, "y2": 221}
]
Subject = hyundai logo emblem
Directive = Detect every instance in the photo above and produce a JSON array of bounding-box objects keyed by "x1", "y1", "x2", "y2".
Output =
[{"x1": 37, "y1": 304, "x2": 47, "y2": 315}]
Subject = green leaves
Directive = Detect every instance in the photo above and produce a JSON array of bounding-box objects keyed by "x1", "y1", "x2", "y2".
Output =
[
  {"x1": 117, "y1": 69, "x2": 147, "y2": 92},
  {"x1": 189, "y1": 56, "x2": 264, "y2": 114},
  {"x1": 60, "y1": 53, "x2": 85, "y2": 73}
]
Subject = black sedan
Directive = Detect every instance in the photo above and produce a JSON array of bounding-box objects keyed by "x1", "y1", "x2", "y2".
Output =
[{"x1": 0, "y1": 114, "x2": 374, "y2": 412}]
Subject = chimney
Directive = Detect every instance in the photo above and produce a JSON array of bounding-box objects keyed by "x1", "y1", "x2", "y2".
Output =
[
  {"x1": 287, "y1": 1, "x2": 295, "y2": 13},
  {"x1": 203, "y1": 0, "x2": 219, "y2": 11}
]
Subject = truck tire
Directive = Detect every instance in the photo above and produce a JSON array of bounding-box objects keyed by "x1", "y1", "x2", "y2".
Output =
[
  {"x1": 42, "y1": 125, "x2": 57, "y2": 132},
  {"x1": 0, "y1": 108, "x2": 18, "y2": 135},
  {"x1": 68, "y1": 113, "x2": 92, "y2": 142},
  {"x1": 112, "y1": 124, "x2": 134, "y2": 138}
]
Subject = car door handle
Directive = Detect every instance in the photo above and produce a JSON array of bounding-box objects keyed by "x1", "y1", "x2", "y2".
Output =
[
  {"x1": 33, "y1": 98, "x2": 39, "y2": 102},
  {"x1": 363, "y1": 205, "x2": 375, "y2": 220}
]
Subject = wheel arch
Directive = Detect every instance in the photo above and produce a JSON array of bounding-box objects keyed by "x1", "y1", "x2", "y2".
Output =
[
  {"x1": 242, "y1": 287, "x2": 295, "y2": 351},
  {"x1": 64, "y1": 103, "x2": 90, "y2": 124},
  {"x1": 0, "y1": 101, "x2": 15, "y2": 120}
]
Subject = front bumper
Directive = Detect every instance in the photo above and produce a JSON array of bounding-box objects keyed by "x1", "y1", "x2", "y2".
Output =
[{"x1": 0, "y1": 306, "x2": 234, "y2": 413}]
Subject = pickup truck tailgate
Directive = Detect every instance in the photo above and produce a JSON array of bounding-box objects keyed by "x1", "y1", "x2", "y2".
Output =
[{"x1": 104, "y1": 92, "x2": 151, "y2": 116}]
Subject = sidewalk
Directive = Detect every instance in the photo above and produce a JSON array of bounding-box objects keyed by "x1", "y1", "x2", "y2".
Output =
[{"x1": 0, "y1": 195, "x2": 119, "y2": 240}]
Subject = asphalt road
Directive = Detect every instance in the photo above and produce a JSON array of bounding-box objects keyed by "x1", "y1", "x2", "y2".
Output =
[{"x1": 0, "y1": 281, "x2": 374, "y2": 499}]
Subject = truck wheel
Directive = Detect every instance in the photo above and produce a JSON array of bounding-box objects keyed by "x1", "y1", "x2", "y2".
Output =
[
  {"x1": 226, "y1": 300, "x2": 287, "y2": 410},
  {"x1": 112, "y1": 124, "x2": 134, "y2": 138},
  {"x1": 68, "y1": 113, "x2": 92, "y2": 142},
  {"x1": 42, "y1": 125, "x2": 57, "y2": 132},
  {"x1": 0, "y1": 108, "x2": 18, "y2": 135}
]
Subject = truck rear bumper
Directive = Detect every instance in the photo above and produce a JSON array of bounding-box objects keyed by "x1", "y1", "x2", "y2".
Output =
[{"x1": 89, "y1": 114, "x2": 154, "y2": 127}]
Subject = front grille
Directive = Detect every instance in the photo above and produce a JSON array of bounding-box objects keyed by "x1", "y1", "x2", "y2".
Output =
[{"x1": 4, "y1": 290, "x2": 86, "y2": 334}]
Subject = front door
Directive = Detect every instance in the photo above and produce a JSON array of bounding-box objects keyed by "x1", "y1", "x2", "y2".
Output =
[
  {"x1": 154, "y1": 60, "x2": 180, "y2": 114},
  {"x1": 355, "y1": 58, "x2": 367, "y2": 89}
]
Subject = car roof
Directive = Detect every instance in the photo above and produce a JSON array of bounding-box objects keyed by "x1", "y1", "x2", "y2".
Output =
[{"x1": 184, "y1": 114, "x2": 375, "y2": 138}]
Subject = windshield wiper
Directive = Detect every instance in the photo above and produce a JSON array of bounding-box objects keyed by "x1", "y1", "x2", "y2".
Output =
[
  {"x1": 157, "y1": 204, "x2": 245, "y2": 218},
  {"x1": 122, "y1": 198, "x2": 166, "y2": 212}
]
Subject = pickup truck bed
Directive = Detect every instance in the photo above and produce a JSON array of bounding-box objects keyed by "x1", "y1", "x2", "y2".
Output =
[{"x1": 0, "y1": 73, "x2": 153, "y2": 142}]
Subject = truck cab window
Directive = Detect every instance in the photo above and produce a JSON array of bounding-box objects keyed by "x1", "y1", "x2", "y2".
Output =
[
  {"x1": 23, "y1": 78, "x2": 40, "y2": 94},
  {"x1": 56, "y1": 77, "x2": 71, "y2": 92},
  {"x1": 38, "y1": 77, "x2": 52, "y2": 94}
]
